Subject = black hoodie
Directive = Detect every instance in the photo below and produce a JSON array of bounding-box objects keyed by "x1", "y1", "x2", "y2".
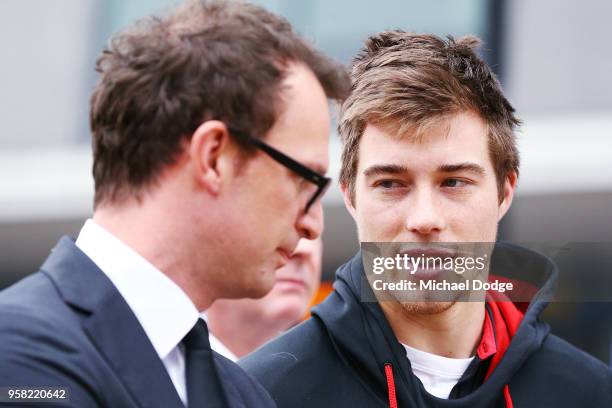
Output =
[{"x1": 240, "y1": 244, "x2": 612, "y2": 407}]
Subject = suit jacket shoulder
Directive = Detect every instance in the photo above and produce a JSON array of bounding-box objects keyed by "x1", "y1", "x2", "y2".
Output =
[
  {"x1": 1, "y1": 237, "x2": 277, "y2": 408},
  {"x1": 214, "y1": 351, "x2": 276, "y2": 406},
  {"x1": 239, "y1": 317, "x2": 368, "y2": 407},
  {"x1": 0, "y1": 271, "x2": 103, "y2": 407}
]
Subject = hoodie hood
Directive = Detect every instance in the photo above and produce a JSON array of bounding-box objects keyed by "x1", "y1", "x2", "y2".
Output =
[{"x1": 311, "y1": 242, "x2": 558, "y2": 408}]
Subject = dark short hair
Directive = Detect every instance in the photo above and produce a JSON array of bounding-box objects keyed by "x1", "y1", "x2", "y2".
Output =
[
  {"x1": 339, "y1": 31, "x2": 520, "y2": 204},
  {"x1": 90, "y1": 0, "x2": 349, "y2": 207}
]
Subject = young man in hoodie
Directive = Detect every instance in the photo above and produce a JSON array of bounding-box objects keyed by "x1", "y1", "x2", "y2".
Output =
[{"x1": 240, "y1": 32, "x2": 612, "y2": 407}]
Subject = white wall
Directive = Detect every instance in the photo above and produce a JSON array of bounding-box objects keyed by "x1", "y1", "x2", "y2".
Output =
[
  {"x1": 505, "y1": 0, "x2": 612, "y2": 115},
  {"x1": 0, "y1": 0, "x2": 95, "y2": 149}
]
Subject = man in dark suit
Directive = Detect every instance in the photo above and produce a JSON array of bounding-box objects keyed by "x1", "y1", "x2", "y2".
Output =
[{"x1": 0, "y1": 0, "x2": 349, "y2": 406}]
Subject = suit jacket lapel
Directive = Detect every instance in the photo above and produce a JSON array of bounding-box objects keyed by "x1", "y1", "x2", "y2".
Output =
[
  {"x1": 213, "y1": 356, "x2": 247, "y2": 408},
  {"x1": 43, "y1": 237, "x2": 184, "y2": 408},
  {"x1": 83, "y1": 292, "x2": 185, "y2": 408}
]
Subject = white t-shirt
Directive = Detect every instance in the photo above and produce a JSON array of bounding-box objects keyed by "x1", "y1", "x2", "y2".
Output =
[{"x1": 402, "y1": 343, "x2": 474, "y2": 399}]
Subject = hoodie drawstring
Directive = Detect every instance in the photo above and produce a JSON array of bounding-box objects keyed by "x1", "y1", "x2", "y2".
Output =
[
  {"x1": 384, "y1": 363, "x2": 398, "y2": 408},
  {"x1": 503, "y1": 384, "x2": 513, "y2": 408}
]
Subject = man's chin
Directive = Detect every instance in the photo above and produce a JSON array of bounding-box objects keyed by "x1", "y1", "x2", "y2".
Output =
[
  {"x1": 249, "y1": 276, "x2": 276, "y2": 299},
  {"x1": 399, "y1": 300, "x2": 456, "y2": 315},
  {"x1": 257, "y1": 267, "x2": 278, "y2": 296},
  {"x1": 224, "y1": 271, "x2": 275, "y2": 299}
]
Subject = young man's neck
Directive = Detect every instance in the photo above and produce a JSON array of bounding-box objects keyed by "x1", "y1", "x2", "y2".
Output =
[{"x1": 380, "y1": 300, "x2": 485, "y2": 359}]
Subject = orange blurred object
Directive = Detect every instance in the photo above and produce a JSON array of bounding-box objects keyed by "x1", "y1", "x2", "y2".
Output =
[{"x1": 305, "y1": 280, "x2": 334, "y2": 319}]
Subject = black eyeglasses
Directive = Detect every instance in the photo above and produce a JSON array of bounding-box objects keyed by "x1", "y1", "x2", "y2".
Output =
[{"x1": 230, "y1": 128, "x2": 330, "y2": 213}]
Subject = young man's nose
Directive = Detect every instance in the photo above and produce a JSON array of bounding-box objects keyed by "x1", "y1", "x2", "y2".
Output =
[{"x1": 404, "y1": 187, "x2": 445, "y2": 236}]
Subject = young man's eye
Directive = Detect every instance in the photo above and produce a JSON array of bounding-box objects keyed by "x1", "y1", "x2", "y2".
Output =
[
  {"x1": 374, "y1": 180, "x2": 404, "y2": 189},
  {"x1": 441, "y1": 178, "x2": 468, "y2": 188}
]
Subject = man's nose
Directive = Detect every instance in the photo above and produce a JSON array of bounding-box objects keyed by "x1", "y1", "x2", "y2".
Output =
[
  {"x1": 296, "y1": 200, "x2": 324, "y2": 240},
  {"x1": 404, "y1": 187, "x2": 445, "y2": 236}
]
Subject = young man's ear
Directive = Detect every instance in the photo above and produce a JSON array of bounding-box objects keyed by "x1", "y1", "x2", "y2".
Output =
[
  {"x1": 498, "y1": 171, "x2": 518, "y2": 221},
  {"x1": 189, "y1": 120, "x2": 235, "y2": 195},
  {"x1": 341, "y1": 182, "x2": 357, "y2": 221}
]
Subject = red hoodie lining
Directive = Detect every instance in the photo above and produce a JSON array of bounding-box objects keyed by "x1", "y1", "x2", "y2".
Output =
[
  {"x1": 483, "y1": 295, "x2": 523, "y2": 407},
  {"x1": 477, "y1": 306, "x2": 497, "y2": 360},
  {"x1": 484, "y1": 295, "x2": 524, "y2": 381}
]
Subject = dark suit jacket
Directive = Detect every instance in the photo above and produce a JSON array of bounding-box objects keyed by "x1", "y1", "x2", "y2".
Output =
[{"x1": 0, "y1": 237, "x2": 275, "y2": 408}]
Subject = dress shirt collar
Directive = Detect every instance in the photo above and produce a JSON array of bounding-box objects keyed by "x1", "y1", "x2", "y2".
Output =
[
  {"x1": 208, "y1": 331, "x2": 239, "y2": 362},
  {"x1": 76, "y1": 219, "x2": 200, "y2": 360}
]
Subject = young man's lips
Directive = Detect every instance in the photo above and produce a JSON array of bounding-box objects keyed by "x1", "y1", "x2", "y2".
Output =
[
  {"x1": 410, "y1": 268, "x2": 445, "y2": 280},
  {"x1": 399, "y1": 247, "x2": 457, "y2": 258}
]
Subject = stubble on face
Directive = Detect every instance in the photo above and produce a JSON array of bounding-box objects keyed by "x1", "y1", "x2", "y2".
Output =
[{"x1": 399, "y1": 300, "x2": 455, "y2": 315}]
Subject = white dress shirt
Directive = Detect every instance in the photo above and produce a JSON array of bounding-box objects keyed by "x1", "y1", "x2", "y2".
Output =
[
  {"x1": 209, "y1": 332, "x2": 238, "y2": 362},
  {"x1": 76, "y1": 219, "x2": 201, "y2": 406}
]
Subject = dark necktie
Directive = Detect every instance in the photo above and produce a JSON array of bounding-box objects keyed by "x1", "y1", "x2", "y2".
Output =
[{"x1": 183, "y1": 319, "x2": 227, "y2": 407}]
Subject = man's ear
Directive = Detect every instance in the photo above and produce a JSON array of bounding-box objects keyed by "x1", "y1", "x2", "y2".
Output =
[
  {"x1": 498, "y1": 171, "x2": 517, "y2": 221},
  {"x1": 189, "y1": 120, "x2": 234, "y2": 195},
  {"x1": 341, "y1": 183, "x2": 357, "y2": 221}
]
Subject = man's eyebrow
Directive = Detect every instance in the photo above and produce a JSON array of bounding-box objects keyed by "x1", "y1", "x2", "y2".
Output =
[
  {"x1": 363, "y1": 164, "x2": 410, "y2": 178},
  {"x1": 437, "y1": 163, "x2": 485, "y2": 175}
]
